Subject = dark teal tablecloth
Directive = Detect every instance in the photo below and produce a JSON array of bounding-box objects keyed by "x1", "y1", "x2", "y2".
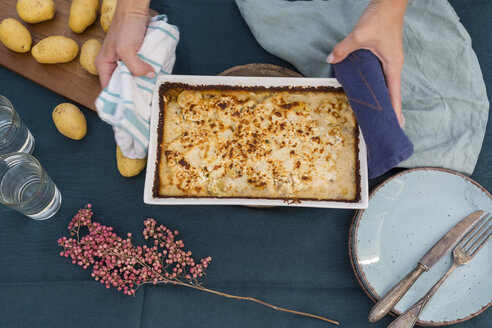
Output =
[{"x1": 0, "y1": 1, "x2": 490, "y2": 327}]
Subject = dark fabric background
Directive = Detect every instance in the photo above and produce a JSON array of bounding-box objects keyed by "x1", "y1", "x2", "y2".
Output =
[{"x1": 0, "y1": 0, "x2": 490, "y2": 327}]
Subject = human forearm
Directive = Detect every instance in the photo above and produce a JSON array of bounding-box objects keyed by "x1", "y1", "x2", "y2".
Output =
[
  {"x1": 371, "y1": 0, "x2": 408, "y2": 15},
  {"x1": 327, "y1": 0, "x2": 409, "y2": 127},
  {"x1": 116, "y1": 0, "x2": 151, "y2": 15}
]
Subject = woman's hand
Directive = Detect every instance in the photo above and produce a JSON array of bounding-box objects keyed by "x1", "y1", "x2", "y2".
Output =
[
  {"x1": 327, "y1": 0, "x2": 408, "y2": 127},
  {"x1": 95, "y1": 0, "x2": 154, "y2": 88}
]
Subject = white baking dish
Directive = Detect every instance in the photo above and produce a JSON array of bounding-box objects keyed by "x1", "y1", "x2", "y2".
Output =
[{"x1": 144, "y1": 75, "x2": 368, "y2": 208}]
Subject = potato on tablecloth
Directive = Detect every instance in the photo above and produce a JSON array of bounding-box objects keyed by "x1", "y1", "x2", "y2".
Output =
[
  {"x1": 116, "y1": 146, "x2": 147, "y2": 177},
  {"x1": 52, "y1": 103, "x2": 87, "y2": 140}
]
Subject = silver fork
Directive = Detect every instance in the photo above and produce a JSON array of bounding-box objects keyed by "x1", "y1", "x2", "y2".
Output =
[{"x1": 388, "y1": 213, "x2": 492, "y2": 328}]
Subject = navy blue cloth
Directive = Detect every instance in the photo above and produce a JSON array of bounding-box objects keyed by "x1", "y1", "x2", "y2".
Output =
[{"x1": 334, "y1": 49, "x2": 414, "y2": 178}]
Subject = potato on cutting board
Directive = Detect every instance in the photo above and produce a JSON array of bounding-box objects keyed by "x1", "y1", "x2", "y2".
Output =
[
  {"x1": 16, "y1": 0, "x2": 56, "y2": 24},
  {"x1": 0, "y1": 18, "x2": 32, "y2": 53},
  {"x1": 80, "y1": 39, "x2": 101, "y2": 75},
  {"x1": 0, "y1": 1, "x2": 159, "y2": 111},
  {"x1": 116, "y1": 146, "x2": 147, "y2": 177},
  {"x1": 100, "y1": 0, "x2": 117, "y2": 32},
  {"x1": 52, "y1": 103, "x2": 87, "y2": 140},
  {"x1": 69, "y1": 0, "x2": 99, "y2": 33},
  {"x1": 31, "y1": 35, "x2": 78, "y2": 64}
]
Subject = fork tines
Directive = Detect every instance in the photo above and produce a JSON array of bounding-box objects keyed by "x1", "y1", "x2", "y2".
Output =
[{"x1": 460, "y1": 213, "x2": 492, "y2": 256}]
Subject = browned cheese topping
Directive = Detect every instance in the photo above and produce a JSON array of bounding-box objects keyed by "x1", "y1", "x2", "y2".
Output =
[{"x1": 156, "y1": 85, "x2": 359, "y2": 201}]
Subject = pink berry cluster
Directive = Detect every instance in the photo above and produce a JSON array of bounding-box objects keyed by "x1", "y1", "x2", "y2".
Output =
[
  {"x1": 143, "y1": 218, "x2": 211, "y2": 280},
  {"x1": 58, "y1": 205, "x2": 212, "y2": 296}
]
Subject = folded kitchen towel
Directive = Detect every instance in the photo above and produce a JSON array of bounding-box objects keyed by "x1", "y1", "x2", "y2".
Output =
[
  {"x1": 334, "y1": 49, "x2": 414, "y2": 178},
  {"x1": 95, "y1": 14, "x2": 179, "y2": 159},
  {"x1": 235, "y1": 0, "x2": 489, "y2": 176}
]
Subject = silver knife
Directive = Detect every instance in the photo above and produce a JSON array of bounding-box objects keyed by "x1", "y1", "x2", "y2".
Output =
[{"x1": 368, "y1": 210, "x2": 484, "y2": 322}]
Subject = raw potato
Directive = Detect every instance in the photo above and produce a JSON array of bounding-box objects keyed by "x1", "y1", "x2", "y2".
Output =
[
  {"x1": 116, "y1": 146, "x2": 147, "y2": 177},
  {"x1": 31, "y1": 35, "x2": 78, "y2": 64},
  {"x1": 80, "y1": 39, "x2": 101, "y2": 75},
  {"x1": 0, "y1": 18, "x2": 32, "y2": 53},
  {"x1": 16, "y1": 0, "x2": 55, "y2": 24},
  {"x1": 52, "y1": 103, "x2": 87, "y2": 140},
  {"x1": 100, "y1": 0, "x2": 117, "y2": 32},
  {"x1": 69, "y1": 0, "x2": 99, "y2": 34}
]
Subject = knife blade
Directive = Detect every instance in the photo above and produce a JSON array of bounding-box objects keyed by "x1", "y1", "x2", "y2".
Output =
[{"x1": 368, "y1": 210, "x2": 484, "y2": 323}]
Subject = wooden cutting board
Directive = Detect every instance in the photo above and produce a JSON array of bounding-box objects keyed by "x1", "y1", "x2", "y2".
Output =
[
  {"x1": 219, "y1": 63, "x2": 303, "y2": 78},
  {"x1": 0, "y1": 0, "x2": 108, "y2": 112}
]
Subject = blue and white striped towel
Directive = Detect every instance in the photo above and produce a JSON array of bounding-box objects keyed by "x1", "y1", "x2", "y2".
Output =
[{"x1": 95, "y1": 14, "x2": 179, "y2": 159}]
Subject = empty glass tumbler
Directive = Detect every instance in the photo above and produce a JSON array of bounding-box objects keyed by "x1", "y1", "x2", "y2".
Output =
[
  {"x1": 0, "y1": 152, "x2": 61, "y2": 220},
  {"x1": 0, "y1": 95, "x2": 35, "y2": 155}
]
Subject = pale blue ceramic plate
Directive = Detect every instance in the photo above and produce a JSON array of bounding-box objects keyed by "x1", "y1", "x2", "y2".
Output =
[{"x1": 350, "y1": 168, "x2": 492, "y2": 325}]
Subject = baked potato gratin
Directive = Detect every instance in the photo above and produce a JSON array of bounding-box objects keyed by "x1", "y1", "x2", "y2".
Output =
[{"x1": 153, "y1": 83, "x2": 360, "y2": 201}]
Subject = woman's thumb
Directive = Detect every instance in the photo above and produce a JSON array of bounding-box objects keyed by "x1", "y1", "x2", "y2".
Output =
[
  {"x1": 120, "y1": 51, "x2": 155, "y2": 78},
  {"x1": 327, "y1": 36, "x2": 359, "y2": 64}
]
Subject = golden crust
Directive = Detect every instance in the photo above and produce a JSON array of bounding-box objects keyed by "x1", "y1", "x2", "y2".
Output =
[{"x1": 153, "y1": 83, "x2": 360, "y2": 202}]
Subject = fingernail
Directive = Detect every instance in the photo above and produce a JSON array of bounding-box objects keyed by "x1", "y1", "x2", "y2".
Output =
[
  {"x1": 326, "y1": 53, "x2": 334, "y2": 63},
  {"x1": 399, "y1": 114, "x2": 406, "y2": 129},
  {"x1": 146, "y1": 71, "x2": 155, "y2": 79}
]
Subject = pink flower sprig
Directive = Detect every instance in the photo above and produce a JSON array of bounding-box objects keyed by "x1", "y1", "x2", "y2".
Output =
[
  {"x1": 58, "y1": 205, "x2": 338, "y2": 325},
  {"x1": 142, "y1": 218, "x2": 211, "y2": 282},
  {"x1": 58, "y1": 205, "x2": 211, "y2": 295}
]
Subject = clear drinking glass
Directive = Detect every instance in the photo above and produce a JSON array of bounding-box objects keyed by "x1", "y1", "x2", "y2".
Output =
[
  {"x1": 0, "y1": 152, "x2": 61, "y2": 220},
  {"x1": 0, "y1": 95, "x2": 35, "y2": 155}
]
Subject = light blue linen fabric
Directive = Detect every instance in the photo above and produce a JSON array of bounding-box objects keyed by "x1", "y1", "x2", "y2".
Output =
[{"x1": 235, "y1": 0, "x2": 489, "y2": 175}]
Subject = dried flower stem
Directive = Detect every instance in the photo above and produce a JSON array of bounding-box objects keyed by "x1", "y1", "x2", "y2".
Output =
[
  {"x1": 183, "y1": 283, "x2": 339, "y2": 325},
  {"x1": 134, "y1": 254, "x2": 339, "y2": 325},
  {"x1": 58, "y1": 205, "x2": 339, "y2": 325}
]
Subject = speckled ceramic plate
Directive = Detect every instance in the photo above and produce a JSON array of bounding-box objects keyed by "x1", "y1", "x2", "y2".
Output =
[{"x1": 349, "y1": 168, "x2": 492, "y2": 326}]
